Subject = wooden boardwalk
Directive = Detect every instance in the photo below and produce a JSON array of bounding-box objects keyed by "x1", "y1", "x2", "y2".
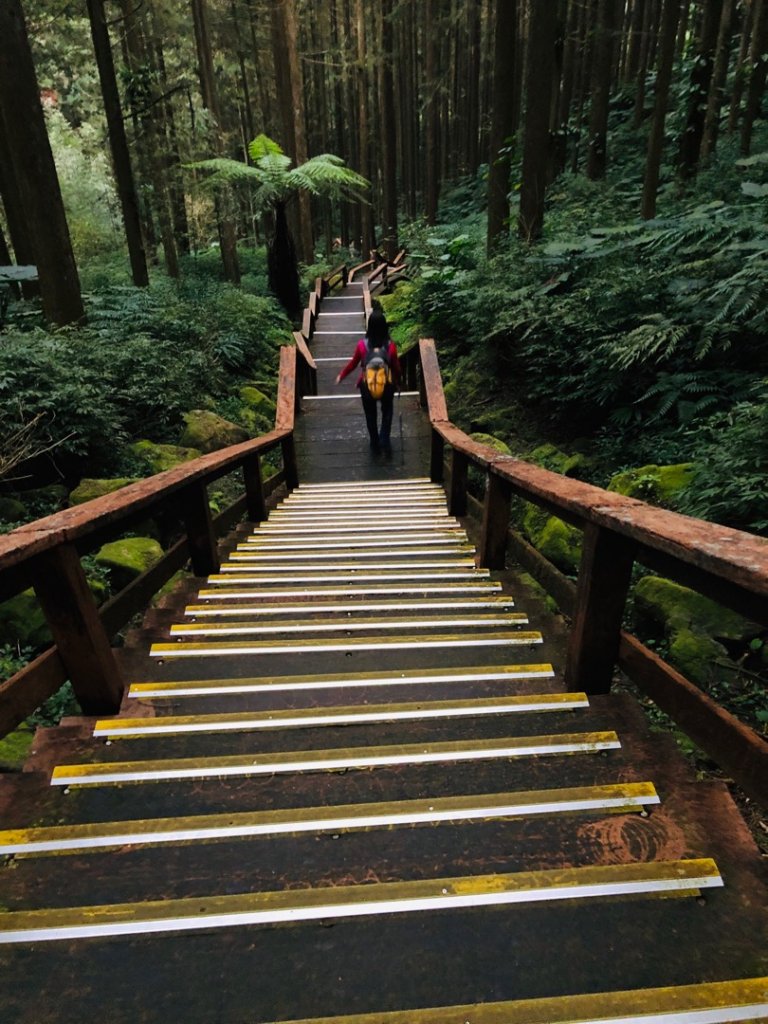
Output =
[
  {"x1": 0, "y1": 282, "x2": 766, "y2": 1022},
  {"x1": 294, "y1": 280, "x2": 431, "y2": 482}
]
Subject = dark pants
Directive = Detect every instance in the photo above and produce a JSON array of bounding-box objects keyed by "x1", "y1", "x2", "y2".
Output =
[{"x1": 360, "y1": 385, "x2": 395, "y2": 448}]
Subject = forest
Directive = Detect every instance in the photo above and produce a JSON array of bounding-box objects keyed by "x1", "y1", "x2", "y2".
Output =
[{"x1": 0, "y1": 0, "x2": 767, "y2": 764}]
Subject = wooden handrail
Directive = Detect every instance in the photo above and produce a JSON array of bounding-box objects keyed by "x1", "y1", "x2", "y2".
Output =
[
  {"x1": 416, "y1": 337, "x2": 768, "y2": 806},
  {"x1": 0, "y1": 344, "x2": 302, "y2": 731}
]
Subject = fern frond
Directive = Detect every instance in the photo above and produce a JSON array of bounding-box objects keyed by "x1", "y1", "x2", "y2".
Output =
[{"x1": 248, "y1": 134, "x2": 285, "y2": 161}]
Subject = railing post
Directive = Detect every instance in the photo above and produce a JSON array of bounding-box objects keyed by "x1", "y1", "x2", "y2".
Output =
[
  {"x1": 430, "y1": 426, "x2": 444, "y2": 483},
  {"x1": 282, "y1": 434, "x2": 299, "y2": 491},
  {"x1": 342, "y1": 265, "x2": 348, "y2": 285},
  {"x1": 565, "y1": 523, "x2": 636, "y2": 695},
  {"x1": 180, "y1": 481, "x2": 219, "y2": 576},
  {"x1": 243, "y1": 453, "x2": 267, "y2": 523},
  {"x1": 480, "y1": 471, "x2": 512, "y2": 569},
  {"x1": 29, "y1": 543, "x2": 123, "y2": 713},
  {"x1": 448, "y1": 449, "x2": 468, "y2": 517}
]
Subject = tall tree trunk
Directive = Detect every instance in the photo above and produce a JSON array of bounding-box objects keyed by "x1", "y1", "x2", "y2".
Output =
[
  {"x1": 86, "y1": 0, "x2": 148, "y2": 286},
  {"x1": 0, "y1": 114, "x2": 39, "y2": 299},
  {"x1": 642, "y1": 0, "x2": 682, "y2": 217},
  {"x1": 741, "y1": 0, "x2": 768, "y2": 152},
  {"x1": 677, "y1": 0, "x2": 725, "y2": 179},
  {"x1": 633, "y1": 0, "x2": 656, "y2": 126},
  {"x1": 0, "y1": 0, "x2": 84, "y2": 325},
  {"x1": 519, "y1": 0, "x2": 558, "y2": 241},
  {"x1": 727, "y1": 0, "x2": 756, "y2": 132},
  {"x1": 379, "y1": 0, "x2": 398, "y2": 259},
  {"x1": 191, "y1": 0, "x2": 240, "y2": 282},
  {"x1": 587, "y1": 0, "x2": 620, "y2": 179},
  {"x1": 0, "y1": 221, "x2": 19, "y2": 300},
  {"x1": 677, "y1": 0, "x2": 693, "y2": 56},
  {"x1": 487, "y1": 0, "x2": 519, "y2": 251},
  {"x1": 572, "y1": 0, "x2": 597, "y2": 171},
  {"x1": 121, "y1": 0, "x2": 179, "y2": 279},
  {"x1": 355, "y1": 0, "x2": 376, "y2": 251},
  {"x1": 151, "y1": 24, "x2": 191, "y2": 256},
  {"x1": 700, "y1": 0, "x2": 736, "y2": 159},
  {"x1": 424, "y1": 0, "x2": 441, "y2": 224},
  {"x1": 625, "y1": 0, "x2": 647, "y2": 80}
]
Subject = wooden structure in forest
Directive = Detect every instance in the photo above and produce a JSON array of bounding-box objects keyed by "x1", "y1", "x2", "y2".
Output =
[{"x1": 0, "y1": 261, "x2": 766, "y2": 1021}]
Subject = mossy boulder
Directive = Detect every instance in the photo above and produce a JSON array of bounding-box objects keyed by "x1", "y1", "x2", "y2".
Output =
[
  {"x1": 0, "y1": 496, "x2": 26, "y2": 522},
  {"x1": 529, "y1": 443, "x2": 589, "y2": 479},
  {"x1": 240, "y1": 386, "x2": 276, "y2": 418},
  {"x1": 469, "y1": 433, "x2": 512, "y2": 456},
  {"x1": 0, "y1": 589, "x2": 51, "y2": 648},
  {"x1": 95, "y1": 537, "x2": 164, "y2": 590},
  {"x1": 634, "y1": 575, "x2": 759, "y2": 685},
  {"x1": 0, "y1": 724, "x2": 34, "y2": 771},
  {"x1": 129, "y1": 441, "x2": 202, "y2": 474},
  {"x1": 608, "y1": 463, "x2": 696, "y2": 507},
  {"x1": 522, "y1": 503, "x2": 582, "y2": 574},
  {"x1": 179, "y1": 410, "x2": 249, "y2": 453},
  {"x1": 69, "y1": 478, "x2": 140, "y2": 505}
]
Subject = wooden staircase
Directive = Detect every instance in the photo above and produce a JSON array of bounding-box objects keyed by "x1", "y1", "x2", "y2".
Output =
[{"x1": 0, "y1": 477, "x2": 766, "y2": 1021}]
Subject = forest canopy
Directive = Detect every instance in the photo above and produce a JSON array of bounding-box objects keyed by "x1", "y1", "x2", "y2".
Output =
[{"x1": 0, "y1": 0, "x2": 766, "y2": 539}]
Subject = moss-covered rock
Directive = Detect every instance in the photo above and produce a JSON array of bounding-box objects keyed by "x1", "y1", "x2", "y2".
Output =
[
  {"x1": 69, "y1": 478, "x2": 140, "y2": 505},
  {"x1": 0, "y1": 589, "x2": 51, "y2": 648},
  {"x1": 469, "y1": 432, "x2": 512, "y2": 456},
  {"x1": 634, "y1": 575, "x2": 759, "y2": 685},
  {"x1": 0, "y1": 496, "x2": 26, "y2": 522},
  {"x1": 179, "y1": 410, "x2": 249, "y2": 453},
  {"x1": 129, "y1": 440, "x2": 202, "y2": 474},
  {"x1": 522, "y1": 503, "x2": 582, "y2": 574},
  {"x1": 528, "y1": 443, "x2": 589, "y2": 479},
  {"x1": 608, "y1": 463, "x2": 696, "y2": 507},
  {"x1": 0, "y1": 724, "x2": 34, "y2": 771},
  {"x1": 95, "y1": 537, "x2": 164, "y2": 590},
  {"x1": 240, "y1": 386, "x2": 276, "y2": 418}
]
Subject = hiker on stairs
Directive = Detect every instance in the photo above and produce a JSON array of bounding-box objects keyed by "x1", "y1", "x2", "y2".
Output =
[{"x1": 335, "y1": 307, "x2": 402, "y2": 456}]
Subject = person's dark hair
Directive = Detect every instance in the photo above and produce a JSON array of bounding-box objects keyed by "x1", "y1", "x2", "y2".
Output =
[{"x1": 365, "y1": 308, "x2": 390, "y2": 347}]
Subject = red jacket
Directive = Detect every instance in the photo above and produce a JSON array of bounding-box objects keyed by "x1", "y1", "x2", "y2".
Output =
[{"x1": 338, "y1": 338, "x2": 402, "y2": 389}]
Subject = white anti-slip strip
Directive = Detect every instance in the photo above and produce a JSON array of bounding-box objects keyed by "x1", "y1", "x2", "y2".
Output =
[
  {"x1": 238, "y1": 538, "x2": 466, "y2": 550},
  {"x1": 313, "y1": 357, "x2": 349, "y2": 362},
  {"x1": 316, "y1": 312, "x2": 365, "y2": 316},
  {"x1": 128, "y1": 666, "x2": 555, "y2": 698},
  {"x1": 0, "y1": 861, "x2": 720, "y2": 944},
  {"x1": 303, "y1": 392, "x2": 420, "y2": 399},
  {"x1": 219, "y1": 560, "x2": 475, "y2": 572},
  {"x1": 229, "y1": 548, "x2": 471, "y2": 561},
  {"x1": 149, "y1": 635, "x2": 540, "y2": 659},
  {"x1": 207, "y1": 572, "x2": 489, "y2": 584},
  {"x1": 51, "y1": 734, "x2": 620, "y2": 786},
  {"x1": 185, "y1": 599, "x2": 512, "y2": 616},
  {"x1": 0, "y1": 785, "x2": 659, "y2": 855},
  {"x1": 94, "y1": 697, "x2": 585, "y2": 737},
  {"x1": 198, "y1": 585, "x2": 501, "y2": 598},
  {"x1": 168, "y1": 616, "x2": 527, "y2": 638},
  {"x1": 311, "y1": 330, "x2": 366, "y2": 335}
]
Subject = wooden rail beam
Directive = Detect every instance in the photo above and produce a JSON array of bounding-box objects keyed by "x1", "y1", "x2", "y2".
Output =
[
  {"x1": 565, "y1": 524, "x2": 637, "y2": 694},
  {"x1": 29, "y1": 544, "x2": 123, "y2": 713},
  {"x1": 430, "y1": 427, "x2": 445, "y2": 484},
  {"x1": 179, "y1": 481, "x2": 219, "y2": 577},
  {"x1": 449, "y1": 449, "x2": 469, "y2": 517},
  {"x1": 480, "y1": 473, "x2": 513, "y2": 569}
]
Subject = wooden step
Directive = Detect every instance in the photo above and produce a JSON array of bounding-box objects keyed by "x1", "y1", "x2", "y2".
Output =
[{"x1": 0, "y1": 859, "x2": 721, "y2": 944}]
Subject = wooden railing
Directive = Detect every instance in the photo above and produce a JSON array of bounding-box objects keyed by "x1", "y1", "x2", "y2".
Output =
[{"x1": 414, "y1": 337, "x2": 768, "y2": 806}]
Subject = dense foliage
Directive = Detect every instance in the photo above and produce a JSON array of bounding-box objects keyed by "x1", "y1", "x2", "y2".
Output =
[{"x1": 399, "y1": 128, "x2": 768, "y2": 535}]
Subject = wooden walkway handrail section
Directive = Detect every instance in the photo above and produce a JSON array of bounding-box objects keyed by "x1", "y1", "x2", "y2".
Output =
[
  {"x1": 0, "y1": 345, "x2": 304, "y2": 736},
  {"x1": 415, "y1": 337, "x2": 768, "y2": 806}
]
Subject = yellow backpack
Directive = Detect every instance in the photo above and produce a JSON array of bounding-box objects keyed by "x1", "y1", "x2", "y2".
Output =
[{"x1": 363, "y1": 342, "x2": 392, "y2": 400}]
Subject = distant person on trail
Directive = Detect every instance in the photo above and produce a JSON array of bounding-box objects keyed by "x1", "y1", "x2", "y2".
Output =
[{"x1": 335, "y1": 308, "x2": 401, "y2": 456}]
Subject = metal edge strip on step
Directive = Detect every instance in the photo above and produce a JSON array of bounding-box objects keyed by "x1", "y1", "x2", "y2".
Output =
[
  {"x1": 217, "y1": 561, "x2": 478, "y2": 573},
  {"x1": 93, "y1": 692, "x2": 588, "y2": 737},
  {"x1": 128, "y1": 664, "x2": 555, "y2": 697},
  {"x1": 278, "y1": 499, "x2": 446, "y2": 508},
  {"x1": 247, "y1": 528, "x2": 465, "y2": 539},
  {"x1": 252, "y1": 978, "x2": 768, "y2": 1024},
  {"x1": 196, "y1": 584, "x2": 503, "y2": 599},
  {"x1": 184, "y1": 598, "x2": 515, "y2": 616},
  {"x1": 149, "y1": 631, "x2": 543, "y2": 658},
  {"x1": 294, "y1": 482, "x2": 437, "y2": 492},
  {"x1": 206, "y1": 572, "x2": 491, "y2": 584},
  {"x1": 168, "y1": 614, "x2": 529, "y2": 637},
  {"x1": 237, "y1": 538, "x2": 470, "y2": 551},
  {"x1": 0, "y1": 782, "x2": 659, "y2": 856},
  {"x1": 50, "y1": 731, "x2": 620, "y2": 786},
  {"x1": 227, "y1": 548, "x2": 475, "y2": 562},
  {"x1": 0, "y1": 859, "x2": 721, "y2": 944}
]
